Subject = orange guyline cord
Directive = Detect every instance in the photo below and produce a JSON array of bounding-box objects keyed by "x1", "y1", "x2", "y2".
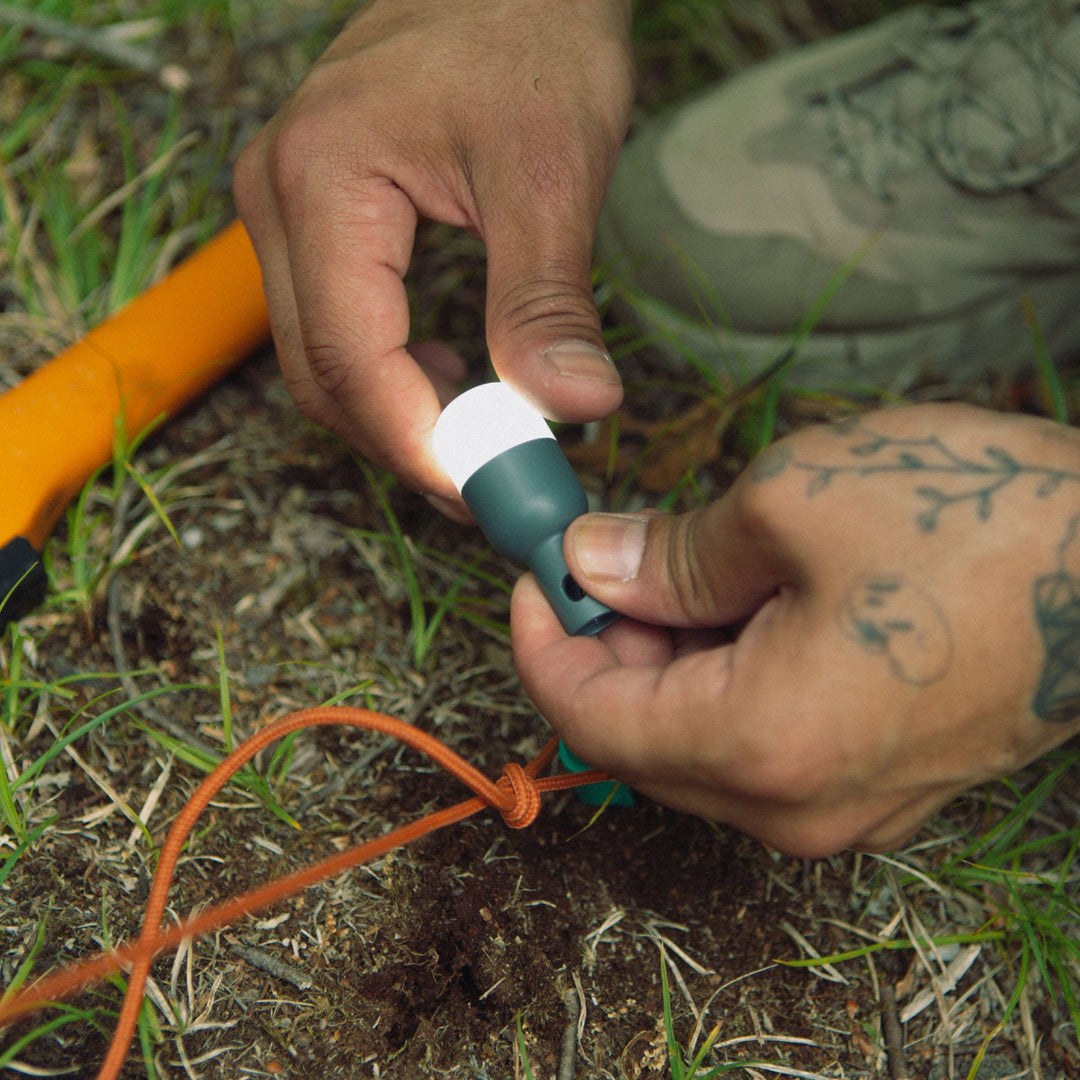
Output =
[{"x1": 0, "y1": 706, "x2": 612, "y2": 1079}]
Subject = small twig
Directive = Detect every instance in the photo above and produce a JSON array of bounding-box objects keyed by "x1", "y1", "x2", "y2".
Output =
[
  {"x1": 572, "y1": 970, "x2": 587, "y2": 1043},
  {"x1": 645, "y1": 919, "x2": 715, "y2": 976},
  {"x1": 653, "y1": 938, "x2": 700, "y2": 1021},
  {"x1": 558, "y1": 984, "x2": 582, "y2": 1080},
  {"x1": 125, "y1": 754, "x2": 173, "y2": 849},
  {"x1": 231, "y1": 944, "x2": 313, "y2": 992},
  {"x1": 42, "y1": 714, "x2": 141, "y2": 830},
  {"x1": 888, "y1": 867, "x2": 958, "y2": 1079},
  {"x1": 897, "y1": 944, "x2": 982, "y2": 1024},
  {"x1": 0, "y1": 3, "x2": 190, "y2": 90},
  {"x1": 779, "y1": 920, "x2": 849, "y2": 984},
  {"x1": 1018, "y1": 976, "x2": 1043, "y2": 1080},
  {"x1": 881, "y1": 983, "x2": 910, "y2": 1080}
]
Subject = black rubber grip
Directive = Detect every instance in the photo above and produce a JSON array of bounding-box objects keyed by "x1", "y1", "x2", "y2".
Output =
[{"x1": 0, "y1": 537, "x2": 47, "y2": 630}]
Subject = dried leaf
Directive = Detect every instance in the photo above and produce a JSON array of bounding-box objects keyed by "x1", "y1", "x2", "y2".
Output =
[{"x1": 565, "y1": 398, "x2": 732, "y2": 494}]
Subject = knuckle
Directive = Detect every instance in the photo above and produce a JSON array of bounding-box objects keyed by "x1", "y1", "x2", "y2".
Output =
[
  {"x1": 280, "y1": 369, "x2": 337, "y2": 432},
  {"x1": 259, "y1": 102, "x2": 364, "y2": 210},
  {"x1": 664, "y1": 512, "x2": 715, "y2": 622},
  {"x1": 661, "y1": 509, "x2": 732, "y2": 623},
  {"x1": 489, "y1": 88, "x2": 623, "y2": 218},
  {"x1": 747, "y1": 748, "x2": 830, "y2": 807},
  {"x1": 733, "y1": 462, "x2": 797, "y2": 536},
  {"x1": 726, "y1": 714, "x2": 836, "y2": 807},
  {"x1": 515, "y1": 130, "x2": 579, "y2": 200},
  {"x1": 489, "y1": 270, "x2": 600, "y2": 340},
  {"x1": 303, "y1": 339, "x2": 352, "y2": 398},
  {"x1": 509, "y1": 123, "x2": 612, "y2": 216},
  {"x1": 231, "y1": 138, "x2": 262, "y2": 215},
  {"x1": 265, "y1": 118, "x2": 327, "y2": 207}
]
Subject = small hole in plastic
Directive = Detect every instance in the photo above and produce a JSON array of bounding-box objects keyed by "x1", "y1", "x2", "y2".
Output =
[{"x1": 562, "y1": 574, "x2": 585, "y2": 602}]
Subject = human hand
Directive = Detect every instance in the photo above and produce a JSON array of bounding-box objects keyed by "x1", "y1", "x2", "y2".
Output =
[
  {"x1": 233, "y1": 0, "x2": 632, "y2": 511},
  {"x1": 512, "y1": 404, "x2": 1080, "y2": 856}
]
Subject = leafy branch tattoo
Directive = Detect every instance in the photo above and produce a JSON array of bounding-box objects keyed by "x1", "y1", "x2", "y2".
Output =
[
  {"x1": 753, "y1": 417, "x2": 1080, "y2": 720},
  {"x1": 1032, "y1": 513, "x2": 1080, "y2": 723},
  {"x1": 838, "y1": 575, "x2": 953, "y2": 686},
  {"x1": 757, "y1": 423, "x2": 1080, "y2": 533}
]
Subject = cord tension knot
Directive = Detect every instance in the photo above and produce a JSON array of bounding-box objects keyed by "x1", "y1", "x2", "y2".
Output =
[{"x1": 495, "y1": 761, "x2": 542, "y2": 828}]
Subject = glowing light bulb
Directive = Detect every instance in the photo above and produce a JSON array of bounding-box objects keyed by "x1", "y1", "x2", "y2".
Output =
[
  {"x1": 433, "y1": 382, "x2": 554, "y2": 490},
  {"x1": 433, "y1": 382, "x2": 618, "y2": 637}
]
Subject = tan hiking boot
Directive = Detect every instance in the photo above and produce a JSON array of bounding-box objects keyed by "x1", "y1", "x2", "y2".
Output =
[{"x1": 599, "y1": 0, "x2": 1080, "y2": 392}]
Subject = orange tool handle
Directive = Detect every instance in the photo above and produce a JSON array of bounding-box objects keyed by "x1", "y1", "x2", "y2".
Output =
[{"x1": 0, "y1": 219, "x2": 271, "y2": 624}]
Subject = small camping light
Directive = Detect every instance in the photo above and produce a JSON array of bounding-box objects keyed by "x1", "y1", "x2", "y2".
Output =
[{"x1": 433, "y1": 381, "x2": 618, "y2": 637}]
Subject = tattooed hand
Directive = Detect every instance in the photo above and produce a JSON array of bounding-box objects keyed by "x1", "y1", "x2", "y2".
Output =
[{"x1": 512, "y1": 403, "x2": 1080, "y2": 856}]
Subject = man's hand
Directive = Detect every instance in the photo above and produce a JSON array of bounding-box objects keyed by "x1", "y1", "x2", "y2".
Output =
[
  {"x1": 234, "y1": 0, "x2": 632, "y2": 511},
  {"x1": 513, "y1": 404, "x2": 1080, "y2": 856}
]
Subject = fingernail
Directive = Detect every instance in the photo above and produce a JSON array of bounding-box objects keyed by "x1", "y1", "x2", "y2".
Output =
[
  {"x1": 540, "y1": 341, "x2": 620, "y2": 384},
  {"x1": 571, "y1": 513, "x2": 647, "y2": 583}
]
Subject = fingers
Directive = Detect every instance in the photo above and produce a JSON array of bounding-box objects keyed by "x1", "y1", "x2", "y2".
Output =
[
  {"x1": 234, "y1": 0, "x2": 636, "y2": 501},
  {"x1": 512, "y1": 566, "x2": 935, "y2": 858},
  {"x1": 512, "y1": 574, "x2": 908, "y2": 857},
  {"x1": 483, "y1": 219, "x2": 624, "y2": 425},
  {"x1": 236, "y1": 135, "x2": 459, "y2": 499},
  {"x1": 511, "y1": 574, "x2": 851, "y2": 855},
  {"x1": 562, "y1": 500, "x2": 791, "y2": 628},
  {"x1": 514, "y1": 493, "x2": 797, "y2": 778},
  {"x1": 511, "y1": 572, "x2": 738, "y2": 781},
  {"x1": 474, "y1": 44, "x2": 630, "y2": 424}
]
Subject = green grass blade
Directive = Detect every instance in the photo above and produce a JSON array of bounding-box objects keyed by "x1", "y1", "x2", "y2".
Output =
[
  {"x1": 0, "y1": 905, "x2": 49, "y2": 1004},
  {"x1": 1022, "y1": 296, "x2": 1069, "y2": 423},
  {"x1": 137, "y1": 996, "x2": 161, "y2": 1080},
  {"x1": 659, "y1": 946, "x2": 684, "y2": 1080},
  {"x1": 0, "y1": 817, "x2": 55, "y2": 888},
  {"x1": 515, "y1": 1013, "x2": 536, "y2": 1080},
  {"x1": 359, "y1": 462, "x2": 430, "y2": 667},
  {"x1": 0, "y1": 1006, "x2": 100, "y2": 1068},
  {"x1": 123, "y1": 461, "x2": 181, "y2": 547},
  {"x1": 14, "y1": 683, "x2": 195, "y2": 792},
  {"x1": 776, "y1": 929, "x2": 1006, "y2": 969}
]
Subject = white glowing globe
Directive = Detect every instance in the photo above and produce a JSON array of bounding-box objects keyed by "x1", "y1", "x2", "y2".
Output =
[{"x1": 433, "y1": 382, "x2": 555, "y2": 491}]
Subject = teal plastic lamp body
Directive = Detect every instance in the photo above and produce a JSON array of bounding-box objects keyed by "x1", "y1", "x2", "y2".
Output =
[
  {"x1": 433, "y1": 382, "x2": 618, "y2": 637},
  {"x1": 434, "y1": 381, "x2": 629, "y2": 805}
]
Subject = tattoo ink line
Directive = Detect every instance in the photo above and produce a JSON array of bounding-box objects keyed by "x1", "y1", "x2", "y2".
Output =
[
  {"x1": 754, "y1": 424, "x2": 1080, "y2": 533},
  {"x1": 1032, "y1": 513, "x2": 1080, "y2": 723},
  {"x1": 838, "y1": 574, "x2": 953, "y2": 686}
]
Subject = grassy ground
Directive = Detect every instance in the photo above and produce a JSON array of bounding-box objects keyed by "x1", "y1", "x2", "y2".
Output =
[{"x1": 1, "y1": 0, "x2": 1079, "y2": 1078}]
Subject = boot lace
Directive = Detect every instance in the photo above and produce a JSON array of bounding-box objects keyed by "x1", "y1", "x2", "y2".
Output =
[{"x1": 821, "y1": 0, "x2": 1080, "y2": 196}]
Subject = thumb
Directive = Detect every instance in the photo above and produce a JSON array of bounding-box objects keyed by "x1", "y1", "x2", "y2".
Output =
[
  {"x1": 564, "y1": 505, "x2": 789, "y2": 628},
  {"x1": 481, "y1": 197, "x2": 623, "y2": 424}
]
